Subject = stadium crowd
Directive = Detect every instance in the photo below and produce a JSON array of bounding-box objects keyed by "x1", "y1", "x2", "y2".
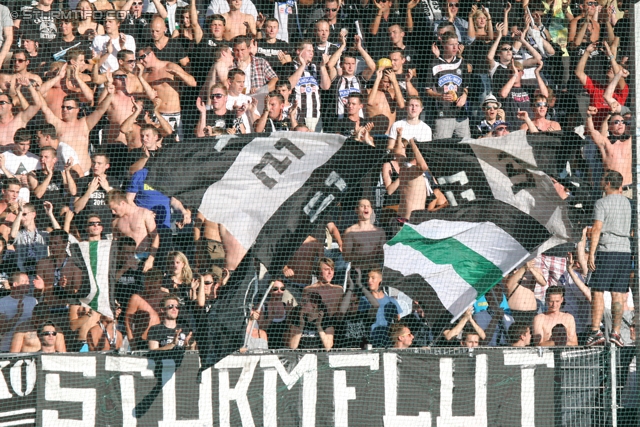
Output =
[{"x1": 0, "y1": 0, "x2": 634, "y2": 354}]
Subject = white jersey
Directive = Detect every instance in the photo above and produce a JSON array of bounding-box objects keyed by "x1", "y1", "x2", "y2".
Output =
[
  {"x1": 292, "y1": 61, "x2": 321, "y2": 119},
  {"x1": 2, "y1": 151, "x2": 41, "y2": 202},
  {"x1": 274, "y1": 0, "x2": 297, "y2": 43},
  {"x1": 388, "y1": 120, "x2": 433, "y2": 142}
]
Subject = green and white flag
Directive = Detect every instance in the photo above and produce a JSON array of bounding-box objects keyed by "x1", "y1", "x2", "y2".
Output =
[
  {"x1": 383, "y1": 200, "x2": 553, "y2": 324},
  {"x1": 71, "y1": 240, "x2": 114, "y2": 319}
]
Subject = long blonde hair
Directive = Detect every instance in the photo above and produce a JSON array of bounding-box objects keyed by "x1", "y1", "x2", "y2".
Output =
[{"x1": 168, "y1": 251, "x2": 193, "y2": 283}]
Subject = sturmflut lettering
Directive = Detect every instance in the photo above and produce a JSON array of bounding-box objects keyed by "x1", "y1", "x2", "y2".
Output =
[{"x1": 23, "y1": 352, "x2": 555, "y2": 426}]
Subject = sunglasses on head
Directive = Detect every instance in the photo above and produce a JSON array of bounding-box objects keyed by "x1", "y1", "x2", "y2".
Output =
[
  {"x1": 41, "y1": 331, "x2": 57, "y2": 337},
  {"x1": 535, "y1": 102, "x2": 548, "y2": 107},
  {"x1": 211, "y1": 93, "x2": 224, "y2": 99},
  {"x1": 165, "y1": 304, "x2": 180, "y2": 310}
]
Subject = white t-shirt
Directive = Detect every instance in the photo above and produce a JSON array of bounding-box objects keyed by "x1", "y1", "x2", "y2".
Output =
[
  {"x1": 55, "y1": 142, "x2": 80, "y2": 173},
  {"x1": 2, "y1": 151, "x2": 41, "y2": 202},
  {"x1": 206, "y1": 0, "x2": 258, "y2": 17},
  {"x1": 146, "y1": 0, "x2": 188, "y2": 33},
  {"x1": 227, "y1": 94, "x2": 255, "y2": 132},
  {"x1": 92, "y1": 34, "x2": 137, "y2": 72},
  {"x1": 388, "y1": 120, "x2": 432, "y2": 142},
  {"x1": 0, "y1": 295, "x2": 38, "y2": 352}
]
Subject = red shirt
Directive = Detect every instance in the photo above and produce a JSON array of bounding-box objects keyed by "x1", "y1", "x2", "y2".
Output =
[{"x1": 584, "y1": 76, "x2": 629, "y2": 128}]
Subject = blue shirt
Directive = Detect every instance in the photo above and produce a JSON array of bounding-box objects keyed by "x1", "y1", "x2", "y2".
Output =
[
  {"x1": 127, "y1": 168, "x2": 171, "y2": 229},
  {"x1": 359, "y1": 294, "x2": 402, "y2": 331}
]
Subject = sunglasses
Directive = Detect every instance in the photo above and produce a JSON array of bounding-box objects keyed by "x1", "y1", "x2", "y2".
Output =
[
  {"x1": 535, "y1": 102, "x2": 548, "y2": 107},
  {"x1": 325, "y1": 7, "x2": 338, "y2": 11},
  {"x1": 586, "y1": 1, "x2": 597, "y2": 5},
  {"x1": 494, "y1": 127, "x2": 508, "y2": 132},
  {"x1": 138, "y1": 52, "x2": 151, "y2": 60},
  {"x1": 62, "y1": 105, "x2": 77, "y2": 110},
  {"x1": 449, "y1": 2, "x2": 459, "y2": 6},
  {"x1": 377, "y1": 0, "x2": 389, "y2": 3},
  {"x1": 41, "y1": 331, "x2": 57, "y2": 337},
  {"x1": 203, "y1": 281, "x2": 214, "y2": 285},
  {"x1": 0, "y1": 101, "x2": 10, "y2": 105},
  {"x1": 132, "y1": 1, "x2": 142, "y2": 4},
  {"x1": 483, "y1": 106, "x2": 498, "y2": 110},
  {"x1": 165, "y1": 304, "x2": 180, "y2": 310},
  {"x1": 88, "y1": 221, "x2": 102, "y2": 226},
  {"x1": 210, "y1": 93, "x2": 224, "y2": 99},
  {"x1": 500, "y1": 47, "x2": 512, "y2": 51},
  {"x1": 14, "y1": 58, "x2": 27, "y2": 63},
  {"x1": 611, "y1": 120, "x2": 625, "y2": 125},
  {"x1": 125, "y1": 59, "x2": 136, "y2": 64},
  {"x1": 272, "y1": 286, "x2": 285, "y2": 291}
]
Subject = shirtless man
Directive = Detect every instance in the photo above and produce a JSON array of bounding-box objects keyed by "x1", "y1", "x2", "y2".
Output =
[
  {"x1": 124, "y1": 269, "x2": 163, "y2": 350},
  {"x1": 194, "y1": 212, "x2": 247, "y2": 271},
  {"x1": 39, "y1": 51, "x2": 94, "y2": 116},
  {"x1": 586, "y1": 106, "x2": 632, "y2": 197},
  {"x1": 108, "y1": 189, "x2": 159, "y2": 272},
  {"x1": 40, "y1": 88, "x2": 114, "y2": 174},
  {"x1": 0, "y1": 179, "x2": 21, "y2": 242},
  {"x1": 120, "y1": 97, "x2": 175, "y2": 149},
  {"x1": 10, "y1": 305, "x2": 67, "y2": 353},
  {"x1": 394, "y1": 135, "x2": 427, "y2": 230},
  {"x1": 367, "y1": 68, "x2": 404, "y2": 134},
  {"x1": 342, "y1": 199, "x2": 386, "y2": 271},
  {"x1": 302, "y1": 258, "x2": 344, "y2": 316},
  {"x1": 10, "y1": 50, "x2": 43, "y2": 87},
  {"x1": 137, "y1": 47, "x2": 197, "y2": 140},
  {"x1": 222, "y1": 0, "x2": 256, "y2": 41},
  {"x1": 93, "y1": 49, "x2": 145, "y2": 96},
  {"x1": 0, "y1": 80, "x2": 41, "y2": 146},
  {"x1": 102, "y1": 74, "x2": 144, "y2": 144},
  {"x1": 533, "y1": 286, "x2": 578, "y2": 346}
]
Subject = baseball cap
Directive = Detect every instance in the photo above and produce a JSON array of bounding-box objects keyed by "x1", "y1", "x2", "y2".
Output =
[{"x1": 493, "y1": 120, "x2": 510, "y2": 130}]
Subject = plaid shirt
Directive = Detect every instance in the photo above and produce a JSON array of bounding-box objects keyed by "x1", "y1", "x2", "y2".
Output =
[{"x1": 237, "y1": 57, "x2": 277, "y2": 91}]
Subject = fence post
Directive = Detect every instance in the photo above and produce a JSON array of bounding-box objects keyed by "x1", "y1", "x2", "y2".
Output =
[{"x1": 610, "y1": 344, "x2": 617, "y2": 427}]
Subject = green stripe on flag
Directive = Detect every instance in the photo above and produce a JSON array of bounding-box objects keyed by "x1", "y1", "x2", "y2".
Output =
[
  {"x1": 387, "y1": 225, "x2": 504, "y2": 297},
  {"x1": 88, "y1": 240, "x2": 99, "y2": 311}
]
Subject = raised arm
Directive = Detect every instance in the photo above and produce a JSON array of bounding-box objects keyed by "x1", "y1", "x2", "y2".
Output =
[
  {"x1": 517, "y1": 110, "x2": 538, "y2": 132},
  {"x1": 406, "y1": 0, "x2": 419, "y2": 33},
  {"x1": 195, "y1": 97, "x2": 207, "y2": 137},
  {"x1": 41, "y1": 63, "x2": 68, "y2": 95},
  {"x1": 603, "y1": 68, "x2": 627, "y2": 112},
  {"x1": 387, "y1": 70, "x2": 405, "y2": 109},
  {"x1": 585, "y1": 105, "x2": 609, "y2": 148},
  {"x1": 85, "y1": 84, "x2": 114, "y2": 130},
  {"x1": 190, "y1": 0, "x2": 203, "y2": 43},
  {"x1": 368, "y1": 69, "x2": 383, "y2": 106},
  {"x1": 71, "y1": 64, "x2": 95, "y2": 105},
  {"x1": 533, "y1": 61, "x2": 548, "y2": 97},
  {"x1": 288, "y1": 58, "x2": 308, "y2": 88},
  {"x1": 499, "y1": 60, "x2": 518, "y2": 98},
  {"x1": 149, "y1": 0, "x2": 168, "y2": 18},
  {"x1": 15, "y1": 78, "x2": 42, "y2": 124},
  {"x1": 487, "y1": 24, "x2": 504, "y2": 69},
  {"x1": 0, "y1": 25, "x2": 13, "y2": 68}
]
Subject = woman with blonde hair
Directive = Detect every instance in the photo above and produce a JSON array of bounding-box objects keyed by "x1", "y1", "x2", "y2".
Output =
[
  {"x1": 164, "y1": 251, "x2": 193, "y2": 293},
  {"x1": 468, "y1": 5, "x2": 494, "y2": 41}
]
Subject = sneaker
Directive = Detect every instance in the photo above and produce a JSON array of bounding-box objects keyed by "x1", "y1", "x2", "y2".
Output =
[
  {"x1": 609, "y1": 332, "x2": 625, "y2": 347},
  {"x1": 585, "y1": 330, "x2": 605, "y2": 346}
]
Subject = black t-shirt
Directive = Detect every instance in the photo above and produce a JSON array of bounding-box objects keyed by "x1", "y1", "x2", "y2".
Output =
[
  {"x1": 192, "y1": 38, "x2": 228, "y2": 84},
  {"x1": 75, "y1": 174, "x2": 122, "y2": 235},
  {"x1": 256, "y1": 39, "x2": 290, "y2": 78},
  {"x1": 114, "y1": 268, "x2": 144, "y2": 310},
  {"x1": 120, "y1": 14, "x2": 153, "y2": 45},
  {"x1": 152, "y1": 37, "x2": 188, "y2": 64},
  {"x1": 20, "y1": 7, "x2": 57, "y2": 44},
  {"x1": 332, "y1": 117, "x2": 359, "y2": 137},
  {"x1": 334, "y1": 311, "x2": 371, "y2": 349},
  {"x1": 206, "y1": 109, "x2": 239, "y2": 130},
  {"x1": 287, "y1": 306, "x2": 336, "y2": 350},
  {"x1": 44, "y1": 37, "x2": 91, "y2": 63},
  {"x1": 491, "y1": 63, "x2": 511, "y2": 94},
  {"x1": 147, "y1": 322, "x2": 188, "y2": 348},
  {"x1": 263, "y1": 117, "x2": 292, "y2": 132},
  {"x1": 500, "y1": 86, "x2": 532, "y2": 124}
]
